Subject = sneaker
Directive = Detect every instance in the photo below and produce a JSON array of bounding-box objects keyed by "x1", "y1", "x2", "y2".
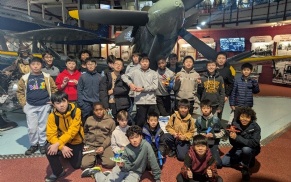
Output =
[
  {"x1": 25, "y1": 145, "x2": 38, "y2": 155},
  {"x1": 168, "y1": 150, "x2": 176, "y2": 157},
  {"x1": 45, "y1": 171, "x2": 66, "y2": 182},
  {"x1": 103, "y1": 170, "x2": 111, "y2": 176},
  {"x1": 241, "y1": 167, "x2": 250, "y2": 181},
  {"x1": 81, "y1": 166, "x2": 101, "y2": 178},
  {"x1": 39, "y1": 145, "x2": 46, "y2": 155}
]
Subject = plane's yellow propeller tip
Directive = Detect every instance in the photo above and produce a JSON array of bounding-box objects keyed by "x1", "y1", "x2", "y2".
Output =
[{"x1": 69, "y1": 10, "x2": 79, "y2": 20}]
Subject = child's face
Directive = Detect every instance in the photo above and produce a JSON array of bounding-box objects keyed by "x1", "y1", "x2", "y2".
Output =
[
  {"x1": 113, "y1": 60, "x2": 123, "y2": 72},
  {"x1": 178, "y1": 105, "x2": 189, "y2": 117},
  {"x1": 53, "y1": 99, "x2": 68, "y2": 114},
  {"x1": 43, "y1": 54, "x2": 54, "y2": 66},
  {"x1": 216, "y1": 54, "x2": 226, "y2": 67},
  {"x1": 132, "y1": 55, "x2": 139, "y2": 64},
  {"x1": 140, "y1": 59, "x2": 150, "y2": 70},
  {"x1": 93, "y1": 104, "x2": 105, "y2": 118},
  {"x1": 169, "y1": 57, "x2": 178, "y2": 65},
  {"x1": 242, "y1": 68, "x2": 252, "y2": 77},
  {"x1": 66, "y1": 61, "x2": 77, "y2": 71},
  {"x1": 239, "y1": 114, "x2": 251, "y2": 126},
  {"x1": 183, "y1": 59, "x2": 194, "y2": 70},
  {"x1": 30, "y1": 62, "x2": 42, "y2": 74},
  {"x1": 201, "y1": 105, "x2": 212, "y2": 116},
  {"x1": 81, "y1": 53, "x2": 90, "y2": 62},
  {"x1": 147, "y1": 116, "x2": 158, "y2": 129},
  {"x1": 128, "y1": 133, "x2": 142, "y2": 147},
  {"x1": 157, "y1": 60, "x2": 167, "y2": 70},
  {"x1": 207, "y1": 63, "x2": 217, "y2": 74},
  {"x1": 86, "y1": 61, "x2": 97, "y2": 72},
  {"x1": 193, "y1": 144, "x2": 207, "y2": 157},
  {"x1": 118, "y1": 118, "x2": 128, "y2": 128}
]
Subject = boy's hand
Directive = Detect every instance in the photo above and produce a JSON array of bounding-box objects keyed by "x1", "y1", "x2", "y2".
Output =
[
  {"x1": 206, "y1": 167, "x2": 213, "y2": 177},
  {"x1": 229, "y1": 131, "x2": 237, "y2": 139},
  {"x1": 135, "y1": 87, "x2": 144, "y2": 92},
  {"x1": 196, "y1": 77, "x2": 201, "y2": 84},
  {"x1": 206, "y1": 133, "x2": 213, "y2": 138},
  {"x1": 61, "y1": 146, "x2": 73, "y2": 158},
  {"x1": 116, "y1": 162, "x2": 124, "y2": 167},
  {"x1": 47, "y1": 143, "x2": 59, "y2": 155},
  {"x1": 224, "y1": 96, "x2": 228, "y2": 102},
  {"x1": 96, "y1": 147, "x2": 104, "y2": 154},
  {"x1": 129, "y1": 83, "x2": 136, "y2": 91},
  {"x1": 187, "y1": 168, "x2": 193, "y2": 178},
  {"x1": 177, "y1": 134, "x2": 186, "y2": 141},
  {"x1": 120, "y1": 147, "x2": 125, "y2": 151},
  {"x1": 72, "y1": 79, "x2": 78, "y2": 85},
  {"x1": 230, "y1": 106, "x2": 236, "y2": 110},
  {"x1": 108, "y1": 89, "x2": 113, "y2": 95},
  {"x1": 173, "y1": 133, "x2": 178, "y2": 138},
  {"x1": 175, "y1": 74, "x2": 181, "y2": 81}
]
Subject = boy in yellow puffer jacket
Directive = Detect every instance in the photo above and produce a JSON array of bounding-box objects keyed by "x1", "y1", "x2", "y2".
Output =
[
  {"x1": 164, "y1": 99, "x2": 195, "y2": 161},
  {"x1": 45, "y1": 91, "x2": 84, "y2": 182}
]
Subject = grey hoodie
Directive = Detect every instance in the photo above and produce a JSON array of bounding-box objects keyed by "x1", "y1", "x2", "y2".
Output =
[
  {"x1": 122, "y1": 68, "x2": 158, "y2": 105},
  {"x1": 121, "y1": 139, "x2": 161, "y2": 181},
  {"x1": 111, "y1": 126, "x2": 130, "y2": 153},
  {"x1": 156, "y1": 68, "x2": 175, "y2": 96},
  {"x1": 173, "y1": 68, "x2": 200, "y2": 107}
]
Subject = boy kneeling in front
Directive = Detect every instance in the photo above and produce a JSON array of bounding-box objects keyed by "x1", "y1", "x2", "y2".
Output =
[{"x1": 45, "y1": 91, "x2": 84, "y2": 182}]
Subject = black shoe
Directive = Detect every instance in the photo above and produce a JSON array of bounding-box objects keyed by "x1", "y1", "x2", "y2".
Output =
[
  {"x1": 45, "y1": 171, "x2": 66, "y2": 182},
  {"x1": 39, "y1": 145, "x2": 46, "y2": 155},
  {"x1": 168, "y1": 150, "x2": 176, "y2": 157},
  {"x1": 81, "y1": 167, "x2": 101, "y2": 178},
  {"x1": 241, "y1": 167, "x2": 250, "y2": 181},
  {"x1": 25, "y1": 145, "x2": 38, "y2": 155}
]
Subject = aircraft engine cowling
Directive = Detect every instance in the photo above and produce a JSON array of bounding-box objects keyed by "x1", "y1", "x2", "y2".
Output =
[{"x1": 146, "y1": 0, "x2": 184, "y2": 38}]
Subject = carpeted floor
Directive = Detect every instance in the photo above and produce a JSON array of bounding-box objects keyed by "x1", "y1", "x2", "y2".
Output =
[{"x1": 1, "y1": 126, "x2": 291, "y2": 182}]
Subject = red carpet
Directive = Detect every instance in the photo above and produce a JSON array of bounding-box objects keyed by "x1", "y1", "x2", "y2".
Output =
[{"x1": 1, "y1": 127, "x2": 291, "y2": 182}]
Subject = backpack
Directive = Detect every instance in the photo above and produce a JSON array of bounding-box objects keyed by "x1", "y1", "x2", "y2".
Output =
[{"x1": 53, "y1": 104, "x2": 83, "y2": 140}]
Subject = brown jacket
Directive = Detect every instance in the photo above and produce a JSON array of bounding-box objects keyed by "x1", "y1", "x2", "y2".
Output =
[
  {"x1": 84, "y1": 113, "x2": 116, "y2": 149},
  {"x1": 16, "y1": 72, "x2": 57, "y2": 107},
  {"x1": 165, "y1": 111, "x2": 195, "y2": 141}
]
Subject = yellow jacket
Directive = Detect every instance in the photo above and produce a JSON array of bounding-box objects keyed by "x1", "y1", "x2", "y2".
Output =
[
  {"x1": 16, "y1": 72, "x2": 58, "y2": 107},
  {"x1": 166, "y1": 111, "x2": 195, "y2": 141},
  {"x1": 46, "y1": 103, "x2": 84, "y2": 150}
]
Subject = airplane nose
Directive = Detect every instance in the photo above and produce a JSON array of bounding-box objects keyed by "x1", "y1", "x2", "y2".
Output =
[{"x1": 147, "y1": 0, "x2": 184, "y2": 37}]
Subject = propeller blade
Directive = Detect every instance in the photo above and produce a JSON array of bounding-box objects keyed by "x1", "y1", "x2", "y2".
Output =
[
  {"x1": 115, "y1": 27, "x2": 134, "y2": 45},
  {"x1": 183, "y1": 9, "x2": 199, "y2": 28},
  {"x1": 183, "y1": 0, "x2": 204, "y2": 11},
  {"x1": 227, "y1": 51, "x2": 254, "y2": 63},
  {"x1": 178, "y1": 28, "x2": 217, "y2": 60},
  {"x1": 76, "y1": 9, "x2": 148, "y2": 26}
]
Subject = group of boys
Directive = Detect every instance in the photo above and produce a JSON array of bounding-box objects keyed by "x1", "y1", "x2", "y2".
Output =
[{"x1": 15, "y1": 49, "x2": 261, "y2": 182}]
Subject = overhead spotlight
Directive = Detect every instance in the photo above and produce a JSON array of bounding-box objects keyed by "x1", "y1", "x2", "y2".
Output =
[
  {"x1": 201, "y1": 21, "x2": 206, "y2": 26},
  {"x1": 196, "y1": 26, "x2": 201, "y2": 30}
]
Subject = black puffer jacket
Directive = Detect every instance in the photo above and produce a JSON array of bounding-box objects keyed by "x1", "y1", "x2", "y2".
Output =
[{"x1": 99, "y1": 72, "x2": 130, "y2": 111}]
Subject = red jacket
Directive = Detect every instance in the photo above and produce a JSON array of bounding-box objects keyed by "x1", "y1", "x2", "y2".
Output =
[{"x1": 56, "y1": 69, "x2": 81, "y2": 101}]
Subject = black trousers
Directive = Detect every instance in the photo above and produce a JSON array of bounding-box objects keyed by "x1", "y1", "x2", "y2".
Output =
[
  {"x1": 45, "y1": 143, "x2": 83, "y2": 176},
  {"x1": 135, "y1": 104, "x2": 158, "y2": 127},
  {"x1": 156, "y1": 95, "x2": 171, "y2": 116}
]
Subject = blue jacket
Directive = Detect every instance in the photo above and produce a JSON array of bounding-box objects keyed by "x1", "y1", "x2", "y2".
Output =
[
  {"x1": 142, "y1": 123, "x2": 166, "y2": 157},
  {"x1": 229, "y1": 76, "x2": 260, "y2": 107}
]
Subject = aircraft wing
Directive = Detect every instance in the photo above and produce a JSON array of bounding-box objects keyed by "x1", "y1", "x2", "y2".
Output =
[
  {"x1": 240, "y1": 55, "x2": 291, "y2": 63},
  {"x1": 69, "y1": 9, "x2": 148, "y2": 26},
  {"x1": 9, "y1": 28, "x2": 113, "y2": 45}
]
